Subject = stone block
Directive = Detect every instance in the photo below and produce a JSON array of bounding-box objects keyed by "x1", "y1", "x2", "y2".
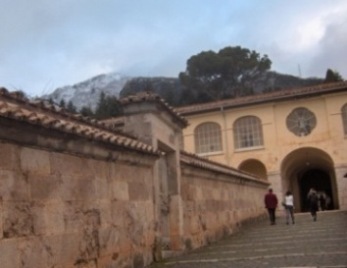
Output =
[
  {"x1": 2, "y1": 201, "x2": 34, "y2": 238},
  {"x1": 0, "y1": 170, "x2": 29, "y2": 201},
  {"x1": 168, "y1": 234, "x2": 183, "y2": 251},
  {"x1": 0, "y1": 239, "x2": 20, "y2": 268},
  {"x1": 143, "y1": 200, "x2": 155, "y2": 223},
  {"x1": 118, "y1": 236, "x2": 133, "y2": 257},
  {"x1": 128, "y1": 182, "x2": 149, "y2": 201},
  {"x1": 98, "y1": 226, "x2": 121, "y2": 256},
  {"x1": 50, "y1": 153, "x2": 91, "y2": 177},
  {"x1": 73, "y1": 260, "x2": 98, "y2": 268},
  {"x1": 62, "y1": 201, "x2": 95, "y2": 233},
  {"x1": 110, "y1": 200, "x2": 126, "y2": 228},
  {"x1": 111, "y1": 181, "x2": 129, "y2": 201},
  {"x1": 195, "y1": 187, "x2": 203, "y2": 200},
  {"x1": 58, "y1": 175, "x2": 96, "y2": 201},
  {"x1": 185, "y1": 185, "x2": 196, "y2": 201},
  {"x1": 32, "y1": 201, "x2": 65, "y2": 236},
  {"x1": 97, "y1": 254, "x2": 119, "y2": 268},
  {"x1": 20, "y1": 147, "x2": 51, "y2": 175},
  {"x1": 17, "y1": 237, "x2": 57, "y2": 268},
  {"x1": 142, "y1": 225, "x2": 155, "y2": 248},
  {"x1": 97, "y1": 200, "x2": 112, "y2": 227},
  {"x1": 29, "y1": 173, "x2": 61, "y2": 201},
  {"x1": 0, "y1": 199, "x2": 2, "y2": 239},
  {"x1": 212, "y1": 189, "x2": 221, "y2": 200},
  {"x1": 74, "y1": 176, "x2": 96, "y2": 200},
  {"x1": 111, "y1": 164, "x2": 132, "y2": 182},
  {"x1": 0, "y1": 143, "x2": 19, "y2": 171},
  {"x1": 94, "y1": 175, "x2": 111, "y2": 200},
  {"x1": 45, "y1": 233, "x2": 81, "y2": 266},
  {"x1": 31, "y1": 202, "x2": 46, "y2": 235},
  {"x1": 190, "y1": 217, "x2": 200, "y2": 234},
  {"x1": 88, "y1": 159, "x2": 110, "y2": 179}
]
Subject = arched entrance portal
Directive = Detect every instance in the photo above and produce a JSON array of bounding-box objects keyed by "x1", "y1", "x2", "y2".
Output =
[{"x1": 281, "y1": 147, "x2": 339, "y2": 212}]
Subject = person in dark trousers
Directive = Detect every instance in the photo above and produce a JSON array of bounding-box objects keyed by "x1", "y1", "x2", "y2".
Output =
[
  {"x1": 264, "y1": 188, "x2": 278, "y2": 225},
  {"x1": 307, "y1": 188, "x2": 319, "y2": 221}
]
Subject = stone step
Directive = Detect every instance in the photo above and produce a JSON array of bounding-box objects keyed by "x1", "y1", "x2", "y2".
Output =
[{"x1": 150, "y1": 210, "x2": 347, "y2": 268}]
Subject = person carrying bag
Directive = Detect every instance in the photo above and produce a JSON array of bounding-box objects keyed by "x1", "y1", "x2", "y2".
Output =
[{"x1": 284, "y1": 190, "x2": 295, "y2": 225}]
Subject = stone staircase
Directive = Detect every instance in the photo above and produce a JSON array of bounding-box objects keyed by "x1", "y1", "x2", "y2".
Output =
[{"x1": 150, "y1": 210, "x2": 347, "y2": 268}]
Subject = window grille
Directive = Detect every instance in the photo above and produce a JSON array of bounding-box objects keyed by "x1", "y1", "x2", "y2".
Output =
[
  {"x1": 194, "y1": 122, "x2": 222, "y2": 154},
  {"x1": 286, "y1": 107, "x2": 316, "y2": 137},
  {"x1": 233, "y1": 116, "x2": 263, "y2": 149}
]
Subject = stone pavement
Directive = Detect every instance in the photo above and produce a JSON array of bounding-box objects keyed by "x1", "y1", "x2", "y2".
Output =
[{"x1": 150, "y1": 210, "x2": 347, "y2": 268}]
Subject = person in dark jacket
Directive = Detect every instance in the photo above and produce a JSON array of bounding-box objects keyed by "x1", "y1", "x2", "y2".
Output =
[
  {"x1": 307, "y1": 188, "x2": 319, "y2": 221},
  {"x1": 264, "y1": 188, "x2": 278, "y2": 225}
]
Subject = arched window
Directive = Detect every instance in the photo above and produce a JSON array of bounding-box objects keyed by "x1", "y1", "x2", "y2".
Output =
[
  {"x1": 194, "y1": 122, "x2": 222, "y2": 154},
  {"x1": 233, "y1": 116, "x2": 263, "y2": 149},
  {"x1": 342, "y1": 104, "x2": 347, "y2": 135},
  {"x1": 239, "y1": 159, "x2": 267, "y2": 180}
]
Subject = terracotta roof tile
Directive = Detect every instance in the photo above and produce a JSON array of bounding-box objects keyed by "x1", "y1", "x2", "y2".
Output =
[
  {"x1": 120, "y1": 91, "x2": 188, "y2": 127},
  {"x1": 176, "y1": 81, "x2": 347, "y2": 115},
  {"x1": 0, "y1": 87, "x2": 159, "y2": 156}
]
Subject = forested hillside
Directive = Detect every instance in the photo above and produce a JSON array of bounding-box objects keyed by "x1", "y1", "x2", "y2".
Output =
[
  {"x1": 119, "y1": 71, "x2": 324, "y2": 107},
  {"x1": 119, "y1": 46, "x2": 341, "y2": 107},
  {"x1": 44, "y1": 46, "x2": 343, "y2": 118}
]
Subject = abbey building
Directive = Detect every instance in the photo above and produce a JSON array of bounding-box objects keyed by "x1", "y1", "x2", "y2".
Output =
[{"x1": 177, "y1": 81, "x2": 347, "y2": 211}]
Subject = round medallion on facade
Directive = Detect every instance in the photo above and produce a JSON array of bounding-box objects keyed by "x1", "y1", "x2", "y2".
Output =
[{"x1": 286, "y1": 107, "x2": 317, "y2": 137}]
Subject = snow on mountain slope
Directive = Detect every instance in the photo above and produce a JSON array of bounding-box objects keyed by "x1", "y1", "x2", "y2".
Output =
[{"x1": 44, "y1": 72, "x2": 131, "y2": 111}]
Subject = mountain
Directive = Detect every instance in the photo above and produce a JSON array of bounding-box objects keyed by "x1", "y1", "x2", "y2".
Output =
[
  {"x1": 43, "y1": 71, "x2": 324, "y2": 111},
  {"x1": 119, "y1": 71, "x2": 323, "y2": 106},
  {"x1": 254, "y1": 71, "x2": 323, "y2": 92},
  {"x1": 120, "y1": 77, "x2": 182, "y2": 105},
  {"x1": 43, "y1": 73, "x2": 131, "y2": 111}
]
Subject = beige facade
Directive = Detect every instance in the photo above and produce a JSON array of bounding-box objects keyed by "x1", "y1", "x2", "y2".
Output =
[{"x1": 178, "y1": 82, "x2": 347, "y2": 211}]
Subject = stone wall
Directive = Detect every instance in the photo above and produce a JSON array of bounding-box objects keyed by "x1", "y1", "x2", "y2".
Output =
[
  {"x1": 180, "y1": 153, "x2": 268, "y2": 251},
  {"x1": 0, "y1": 90, "x2": 269, "y2": 267},
  {"x1": 335, "y1": 166, "x2": 347, "y2": 210},
  {"x1": 0, "y1": 139, "x2": 268, "y2": 268},
  {"x1": 0, "y1": 140, "x2": 157, "y2": 268}
]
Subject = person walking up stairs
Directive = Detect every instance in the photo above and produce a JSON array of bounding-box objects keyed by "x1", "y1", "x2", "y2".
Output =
[{"x1": 307, "y1": 188, "x2": 319, "y2": 221}]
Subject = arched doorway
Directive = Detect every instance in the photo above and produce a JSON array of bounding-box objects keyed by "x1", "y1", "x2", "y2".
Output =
[
  {"x1": 239, "y1": 159, "x2": 267, "y2": 180},
  {"x1": 281, "y1": 147, "x2": 338, "y2": 212},
  {"x1": 299, "y1": 169, "x2": 334, "y2": 211}
]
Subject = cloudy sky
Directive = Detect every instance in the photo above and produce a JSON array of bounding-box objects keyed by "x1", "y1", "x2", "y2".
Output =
[{"x1": 1, "y1": 0, "x2": 347, "y2": 97}]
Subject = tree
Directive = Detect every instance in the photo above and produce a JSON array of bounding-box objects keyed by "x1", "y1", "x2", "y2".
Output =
[
  {"x1": 178, "y1": 46, "x2": 271, "y2": 105},
  {"x1": 324, "y1": 69, "x2": 343, "y2": 83},
  {"x1": 67, "y1": 101, "x2": 77, "y2": 113},
  {"x1": 59, "y1": 99, "x2": 66, "y2": 108},
  {"x1": 80, "y1": 106, "x2": 94, "y2": 117},
  {"x1": 120, "y1": 77, "x2": 184, "y2": 106},
  {"x1": 95, "y1": 92, "x2": 122, "y2": 119}
]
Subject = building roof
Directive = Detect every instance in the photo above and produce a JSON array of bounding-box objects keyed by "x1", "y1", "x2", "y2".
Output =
[
  {"x1": 180, "y1": 150, "x2": 268, "y2": 185},
  {"x1": 0, "y1": 88, "x2": 159, "y2": 155},
  {"x1": 120, "y1": 91, "x2": 188, "y2": 127},
  {"x1": 175, "y1": 81, "x2": 347, "y2": 116}
]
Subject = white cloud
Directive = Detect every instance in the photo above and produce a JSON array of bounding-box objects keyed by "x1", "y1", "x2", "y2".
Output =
[{"x1": 1, "y1": 0, "x2": 347, "y2": 96}]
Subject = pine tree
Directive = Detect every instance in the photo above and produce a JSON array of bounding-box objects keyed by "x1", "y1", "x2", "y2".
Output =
[
  {"x1": 67, "y1": 101, "x2": 77, "y2": 113},
  {"x1": 80, "y1": 106, "x2": 94, "y2": 117},
  {"x1": 95, "y1": 92, "x2": 122, "y2": 119},
  {"x1": 324, "y1": 69, "x2": 343, "y2": 83}
]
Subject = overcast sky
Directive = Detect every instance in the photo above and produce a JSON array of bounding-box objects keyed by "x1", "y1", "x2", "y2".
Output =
[{"x1": 1, "y1": 0, "x2": 347, "y2": 97}]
